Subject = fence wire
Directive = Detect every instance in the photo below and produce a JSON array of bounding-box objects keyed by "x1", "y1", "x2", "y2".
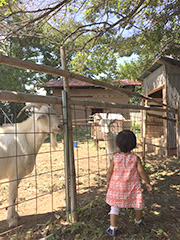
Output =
[{"x1": 70, "y1": 103, "x2": 145, "y2": 209}]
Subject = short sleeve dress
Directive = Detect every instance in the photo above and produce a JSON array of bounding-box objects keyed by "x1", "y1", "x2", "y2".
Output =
[{"x1": 106, "y1": 152, "x2": 144, "y2": 209}]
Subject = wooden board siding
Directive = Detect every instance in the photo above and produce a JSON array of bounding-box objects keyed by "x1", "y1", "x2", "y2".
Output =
[
  {"x1": 142, "y1": 65, "x2": 166, "y2": 93},
  {"x1": 166, "y1": 64, "x2": 180, "y2": 155},
  {"x1": 146, "y1": 115, "x2": 164, "y2": 138},
  {"x1": 142, "y1": 58, "x2": 180, "y2": 156},
  {"x1": 52, "y1": 88, "x2": 130, "y2": 123},
  {"x1": 142, "y1": 65, "x2": 168, "y2": 155}
]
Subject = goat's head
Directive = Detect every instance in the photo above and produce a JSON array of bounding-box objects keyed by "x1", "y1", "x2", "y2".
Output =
[
  {"x1": 18, "y1": 104, "x2": 63, "y2": 149},
  {"x1": 96, "y1": 113, "x2": 116, "y2": 139}
]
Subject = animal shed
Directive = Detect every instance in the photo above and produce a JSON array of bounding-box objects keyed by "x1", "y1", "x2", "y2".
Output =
[
  {"x1": 42, "y1": 78, "x2": 141, "y2": 124},
  {"x1": 139, "y1": 56, "x2": 180, "y2": 156}
]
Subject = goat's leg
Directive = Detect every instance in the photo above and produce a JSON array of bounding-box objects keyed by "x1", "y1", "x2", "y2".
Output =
[
  {"x1": 108, "y1": 155, "x2": 112, "y2": 167},
  {"x1": 7, "y1": 179, "x2": 20, "y2": 227}
]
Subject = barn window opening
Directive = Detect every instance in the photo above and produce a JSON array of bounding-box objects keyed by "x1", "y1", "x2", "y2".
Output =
[
  {"x1": 91, "y1": 108, "x2": 103, "y2": 115},
  {"x1": 148, "y1": 89, "x2": 162, "y2": 98},
  {"x1": 148, "y1": 89, "x2": 163, "y2": 107}
]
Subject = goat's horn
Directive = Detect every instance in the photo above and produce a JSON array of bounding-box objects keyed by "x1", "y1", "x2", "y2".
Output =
[{"x1": 17, "y1": 104, "x2": 41, "y2": 118}]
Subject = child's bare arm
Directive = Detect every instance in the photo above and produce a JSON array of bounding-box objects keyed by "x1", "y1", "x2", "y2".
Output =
[
  {"x1": 137, "y1": 157, "x2": 152, "y2": 192},
  {"x1": 107, "y1": 161, "x2": 114, "y2": 188}
]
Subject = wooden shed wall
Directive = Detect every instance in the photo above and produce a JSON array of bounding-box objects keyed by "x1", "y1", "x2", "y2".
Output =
[
  {"x1": 142, "y1": 66, "x2": 166, "y2": 139},
  {"x1": 166, "y1": 64, "x2": 180, "y2": 155},
  {"x1": 52, "y1": 88, "x2": 130, "y2": 123},
  {"x1": 142, "y1": 65, "x2": 167, "y2": 155},
  {"x1": 142, "y1": 65, "x2": 166, "y2": 93}
]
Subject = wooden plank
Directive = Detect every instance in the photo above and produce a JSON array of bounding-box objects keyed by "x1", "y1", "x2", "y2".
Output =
[
  {"x1": 0, "y1": 54, "x2": 176, "y2": 110},
  {"x1": 69, "y1": 98, "x2": 176, "y2": 113},
  {"x1": 0, "y1": 90, "x2": 61, "y2": 105},
  {"x1": 148, "y1": 85, "x2": 164, "y2": 95},
  {"x1": 146, "y1": 142, "x2": 166, "y2": 149},
  {"x1": 142, "y1": 99, "x2": 147, "y2": 163},
  {"x1": 0, "y1": 89, "x2": 177, "y2": 116},
  {"x1": 147, "y1": 113, "x2": 176, "y2": 122},
  {"x1": 0, "y1": 54, "x2": 143, "y2": 99}
]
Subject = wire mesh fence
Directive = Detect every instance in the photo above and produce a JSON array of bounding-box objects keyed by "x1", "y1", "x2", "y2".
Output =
[
  {"x1": 70, "y1": 102, "x2": 145, "y2": 209},
  {"x1": 0, "y1": 92, "x2": 179, "y2": 239}
]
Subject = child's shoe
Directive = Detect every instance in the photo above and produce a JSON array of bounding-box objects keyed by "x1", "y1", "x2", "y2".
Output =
[
  {"x1": 134, "y1": 218, "x2": 145, "y2": 233},
  {"x1": 106, "y1": 227, "x2": 117, "y2": 237}
]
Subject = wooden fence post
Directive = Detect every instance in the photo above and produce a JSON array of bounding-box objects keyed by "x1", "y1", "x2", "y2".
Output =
[
  {"x1": 60, "y1": 47, "x2": 77, "y2": 222},
  {"x1": 142, "y1": 99, "x2": 147, "y2": 164}
]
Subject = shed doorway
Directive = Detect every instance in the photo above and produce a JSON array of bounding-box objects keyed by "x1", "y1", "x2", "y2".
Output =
[{"x1": 146, "y1": 87, "x2": 165, "y2": 155}]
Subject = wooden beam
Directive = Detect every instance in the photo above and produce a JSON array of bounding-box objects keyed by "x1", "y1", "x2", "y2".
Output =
[
  {"x1": 0, "y1": 54, "x2": 177, "y2": 111},
  {"x1": 0, "y1": 90, "x2": 61, "y2": 105},
  {"x1": 0, "y1": 54, "x2": 168, "y2": 104},
  {"x1": 69, "y1": 98, "x2": 176, "y2": 113},
  {"x1": 147, "y1": 113, "x2": 176, "y2": 122},
  {"x1": 142, "y1": 98, "x2": 147, "y2": 163},
  {"x1": 0, "y1": 89, "x2": 177, "y2": 114}
]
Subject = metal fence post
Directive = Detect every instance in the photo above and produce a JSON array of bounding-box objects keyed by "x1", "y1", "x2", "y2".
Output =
[
  {"x1": 62, "y1": 90, "x2": 71, "y2": 222},
  {"x1": 176, "y1": 101, "x2": 179, "y2": 158},
  {"x1": 61, "y1": 47, "x2": 77, "y2": 222}
]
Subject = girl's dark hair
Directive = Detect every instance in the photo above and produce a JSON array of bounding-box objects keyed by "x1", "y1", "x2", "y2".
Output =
[{"x1": 116, "y1": 130, "x2": 136, "y2": 153}]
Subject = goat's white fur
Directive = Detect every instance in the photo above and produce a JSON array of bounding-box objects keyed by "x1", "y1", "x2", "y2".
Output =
[
  {"x1": 97, "y1": 113, "x2": 119, "y2": 165},
  {"x1": 0, "y1": 105, "x2": 62, "y2": 227}
]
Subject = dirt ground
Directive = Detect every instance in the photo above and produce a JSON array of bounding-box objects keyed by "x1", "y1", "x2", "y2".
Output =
[
  {"x1": 0, "y1": 141, "x2": 180, "y2": 239},
  {"x1": 0, "y1": 141, "x2": 107, "y2": 238}
]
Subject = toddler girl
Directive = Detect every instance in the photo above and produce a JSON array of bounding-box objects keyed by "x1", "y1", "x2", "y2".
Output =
[{"x1": 106, "y1": 130, "x2": 152, "y2": 237}]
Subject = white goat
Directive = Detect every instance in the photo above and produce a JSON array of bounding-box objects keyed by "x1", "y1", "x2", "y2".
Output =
[
  {"x1": 0, "y1": 104, "x2": 63, "y2": 227},
  {"x1": 96, "y1": 113, "x2": 120, "y2": 165}
]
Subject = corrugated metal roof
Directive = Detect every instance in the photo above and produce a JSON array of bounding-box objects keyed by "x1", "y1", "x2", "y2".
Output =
[
  {"x1": 42, "y1": 79, "x2": 141, "y2": 88},
  {"x1": 138, "y1": 56, "x2": 180, "y2": 80}
]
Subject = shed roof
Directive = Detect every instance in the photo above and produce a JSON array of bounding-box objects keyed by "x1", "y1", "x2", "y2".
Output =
[
  {"x1": 138, "y1": 56, "x2": 180, "y2": 80},
  {"x1": 42, "y1": 79, "x2": 141, "y2": 89}
]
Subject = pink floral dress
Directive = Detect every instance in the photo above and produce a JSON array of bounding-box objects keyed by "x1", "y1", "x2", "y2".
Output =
[{"x1": 106, "y1": 152, "x2": 144, "y2": 209}]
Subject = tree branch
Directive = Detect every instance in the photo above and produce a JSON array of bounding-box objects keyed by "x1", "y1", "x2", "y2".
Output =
[{"x1": 6, "y1": 0, "x2": 72, "y2": 37}]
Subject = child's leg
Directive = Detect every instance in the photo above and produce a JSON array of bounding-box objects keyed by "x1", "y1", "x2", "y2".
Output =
[
  {"x1": 106, "y1": 206, "x2": 119, "y2": 236},
  {"x1": 134, "y1": 209, "x2": 142, "y2": 221},
  {"x1": 110, "y1": 214, "x2": 118, "y2": 227},
  {"x1": 134, "y1": 208, "x2": 145, "y2": 231},
  {"x1": 109, "y1": 206, "x2": 119, "y2": 227}
]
